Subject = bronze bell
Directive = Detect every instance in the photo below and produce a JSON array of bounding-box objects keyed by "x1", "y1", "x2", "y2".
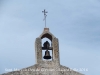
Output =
[{"x1": 43, "y1": 50, "x2": 51, "y2": 59}]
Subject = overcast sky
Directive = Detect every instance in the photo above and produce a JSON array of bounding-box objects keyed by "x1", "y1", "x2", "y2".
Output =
[{"x1": 0, "y1": 0, "x2": 100, "y2": 75}]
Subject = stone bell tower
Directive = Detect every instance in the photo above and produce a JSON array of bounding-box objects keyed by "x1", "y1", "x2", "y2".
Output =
[
  {"x1": 35, "y1": 28, "x2": 60, "y2": 64},
  {"x1": 35, "y1": 28, "x2": 60, "y2": 71},
  {"x1": 35, "y1": 27, "x2": 60, "y2": 74}
]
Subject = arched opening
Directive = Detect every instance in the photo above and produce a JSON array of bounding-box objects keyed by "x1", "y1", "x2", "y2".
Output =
[
  {"x1": 42, "y1": 37, "x2": 53, "y2": 61},
  {"x1": 41, "y1": 33, "x2": 52, "y2": 41}
]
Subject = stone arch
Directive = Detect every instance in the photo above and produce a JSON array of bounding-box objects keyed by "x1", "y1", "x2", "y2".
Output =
[{"x1": 41, "y1": 33, "x2": 52, "y2": 41}]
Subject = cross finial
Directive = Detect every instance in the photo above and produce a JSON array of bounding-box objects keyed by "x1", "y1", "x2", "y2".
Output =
[{"x1": 42, "y1": 9, "x2": 48, "y2": 28}]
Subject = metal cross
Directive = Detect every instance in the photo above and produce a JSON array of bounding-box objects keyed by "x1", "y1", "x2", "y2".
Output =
[{"x1": 42, "y1": 9, "x2": 48, "y2": 28}]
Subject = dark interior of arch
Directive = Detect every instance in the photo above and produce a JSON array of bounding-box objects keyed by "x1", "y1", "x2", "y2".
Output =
[{"x1": 41, "y1": 33, "x2": 52, "y2": 41}]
